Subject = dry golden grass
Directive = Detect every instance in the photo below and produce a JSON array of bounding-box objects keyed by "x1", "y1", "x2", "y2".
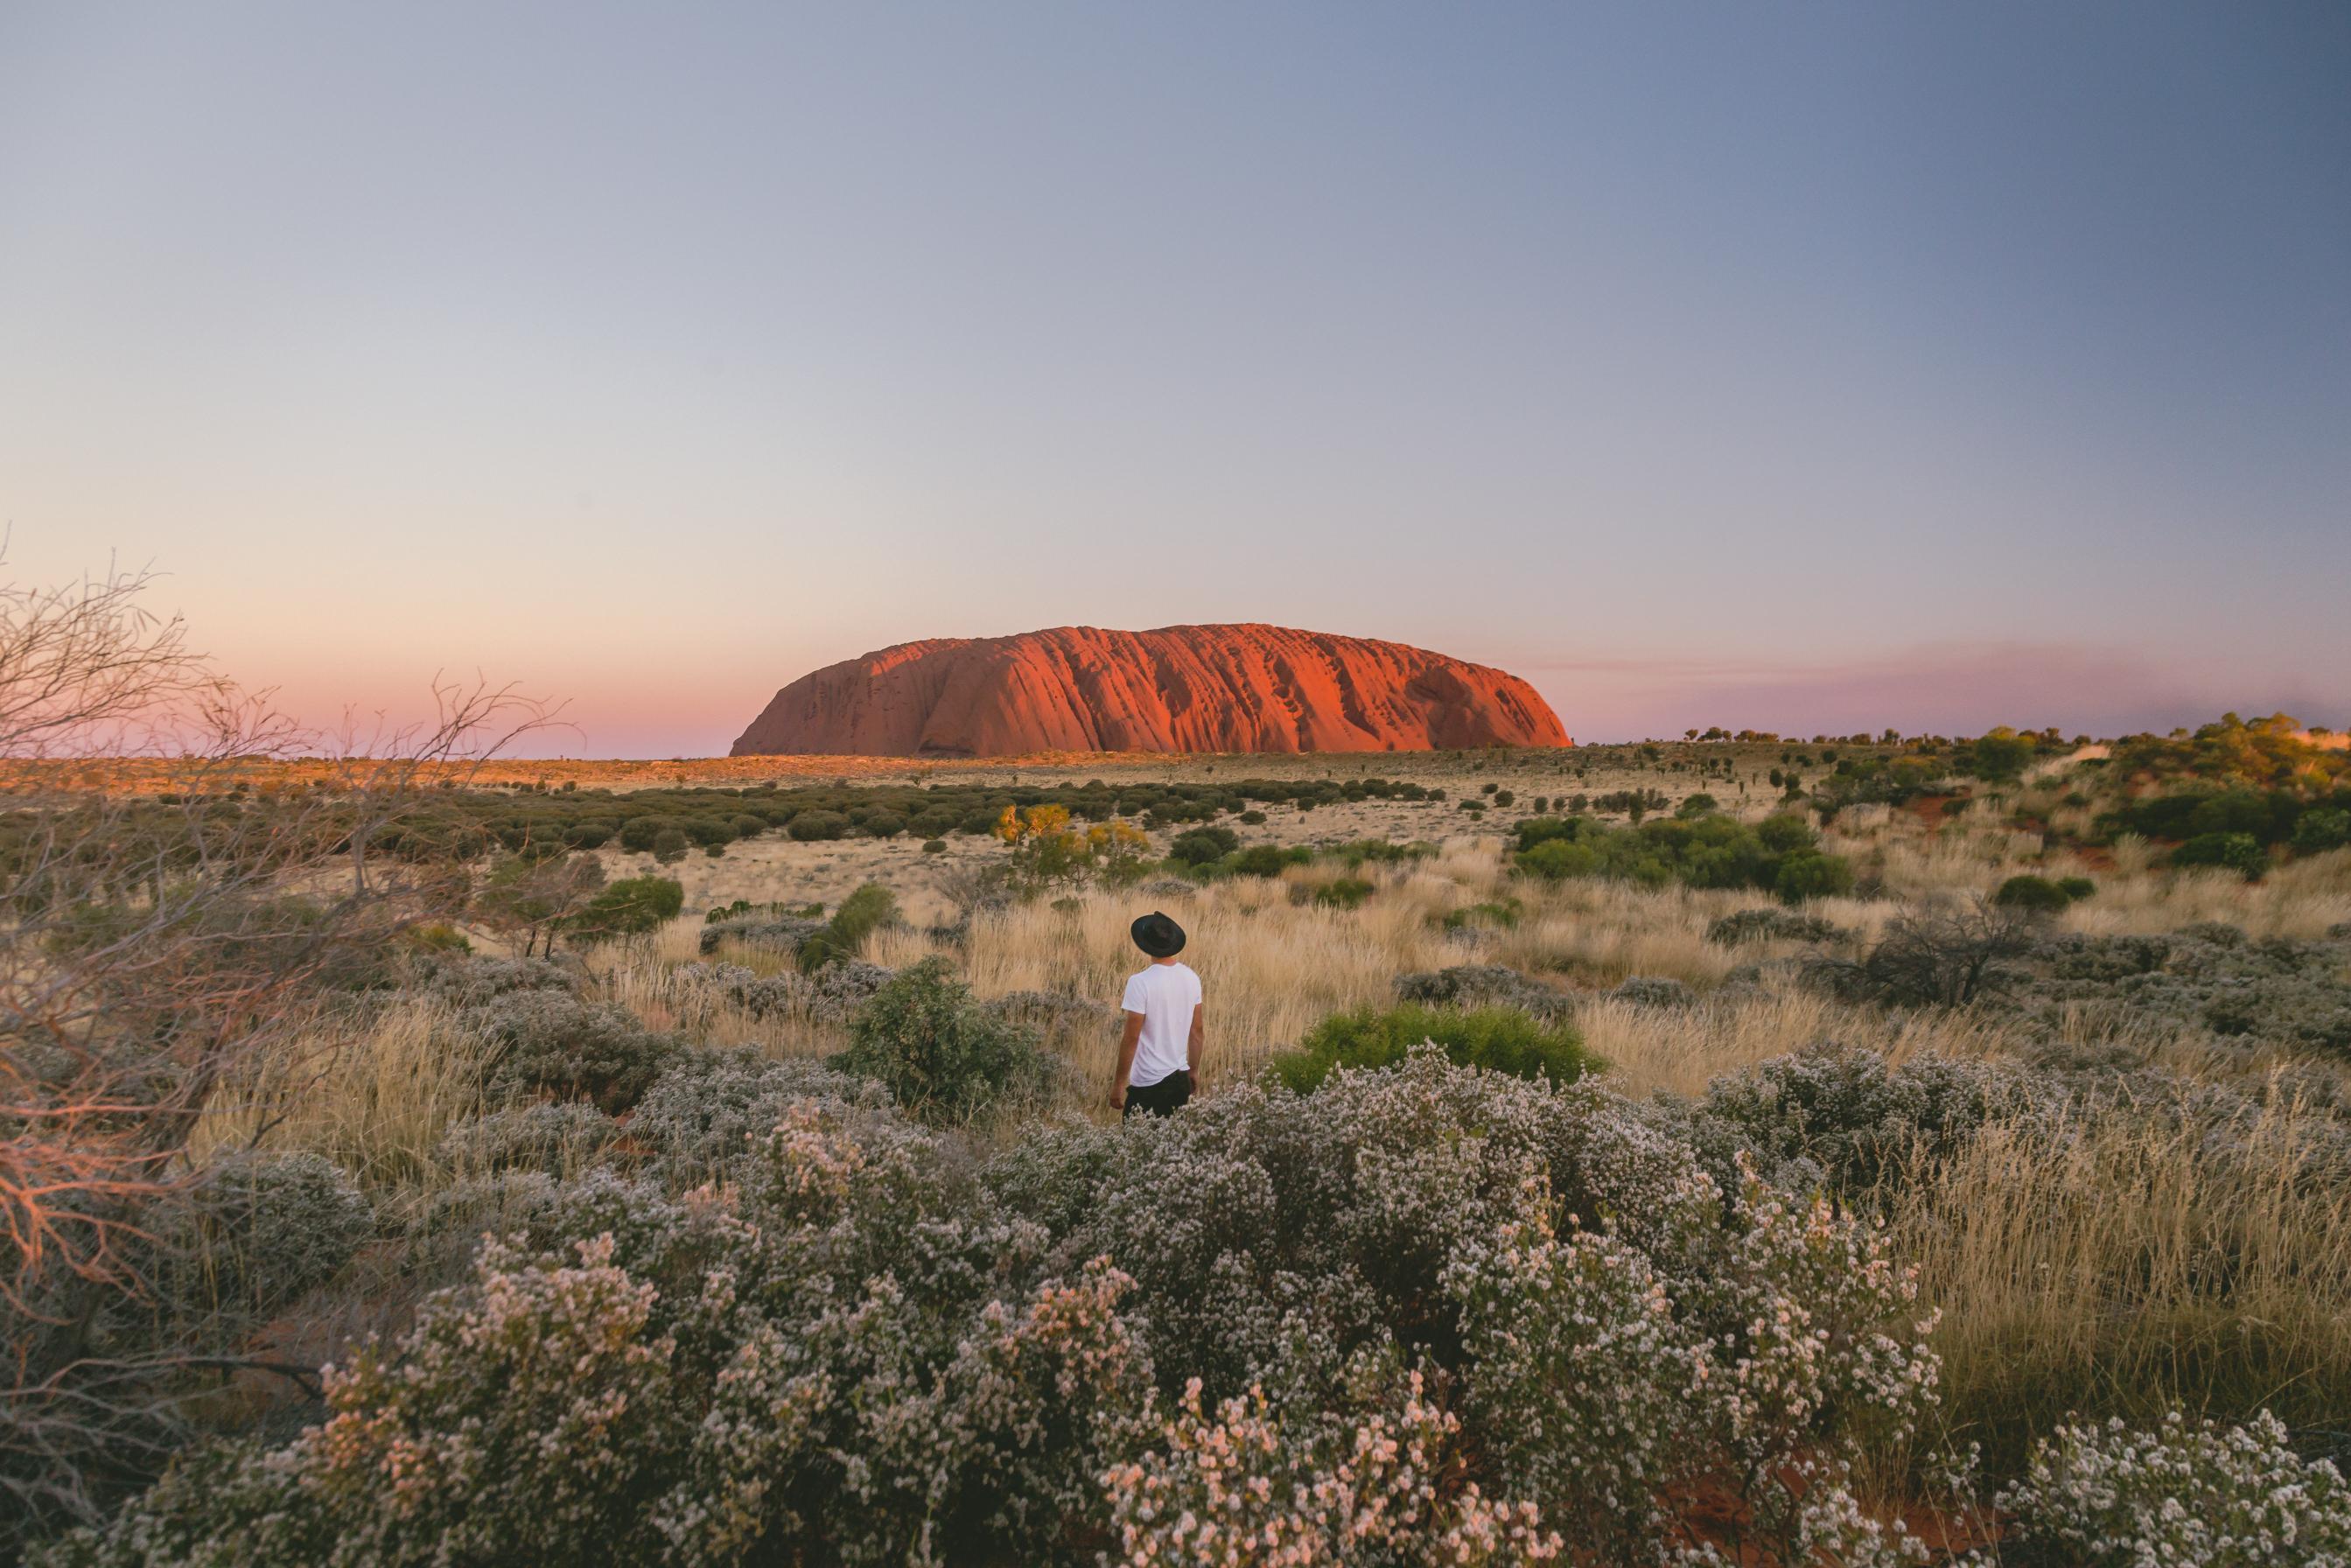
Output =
[
  {"x1": 612, "y1": 801, "x2": 2348, "y2": 1106},
  {"x1": 192, "y1": 996, "x2": 486, "y2": 1194},
  {"x1": 1897, "y1": 1093, "x2": 2351, "y2": 1466}
]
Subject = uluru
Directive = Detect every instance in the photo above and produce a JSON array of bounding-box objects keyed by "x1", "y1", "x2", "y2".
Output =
[{"x1": 730, "y1": 624, "x2": 1571, "y2": 758}]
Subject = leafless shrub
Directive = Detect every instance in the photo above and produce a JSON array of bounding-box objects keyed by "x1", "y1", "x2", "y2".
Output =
[{"x1": 1803, "y1": 896, "x2": 2037, "y2": 1008}]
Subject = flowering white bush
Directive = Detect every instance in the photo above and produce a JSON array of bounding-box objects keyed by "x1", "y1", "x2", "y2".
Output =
[
  {"x1": 1984, "y1": 1409, "x2": 2351, "y2": 1567},
  {"x1": 1106, "y1": 1351, "x2": 1562, "y2": 1567},
  {"x1": 42, "y1": 1050, "x2": 1947, "y2": 1567}
]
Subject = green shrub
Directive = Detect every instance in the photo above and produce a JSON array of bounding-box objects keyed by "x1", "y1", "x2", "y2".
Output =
[
  {"x1": 1313, "y1": 877, "x2": 1374, "y2": 910},
  {"x1": 566, "y1": 876, "x2": 683, "y2": 942},
  {"x1": 1442, "y1": 897, "x2": 1523, "y2": 932},
  {"x1": 1331, "y1": 837, "x2": 1430, "y2": 868},
  {"x1": 797, "y1": 881, "x2": 899, "y2": 971},
  {"x1": 1168, "y1": 826, "x2": 1240, "y2": 865},
  {"x1": 2292, "y1": 807, "x2": 2351, "y2": 855},
  {"x1": 1514, "y1": 811, "x2": 1849, "y2": 903},
  {"x1": 2055, "y1": 875, "x2": 2097, "y2": 901},
  {"x1": 1267, "y1": 1004, "x2": 1596, "y2": 1093},
  {"x1": 650, "y1": 827, "x2": 689, "y2": 864},
  {"x1": 617, "y1": 815, "x2": 678, "y2": 852},
  {"x1": 1515, "y1": 837, "x2": 1599, "y2": 881},
  {"x1": 862, "y1": 812, "x2": 906, "y2": 839},
  {"x1": 1238, "y1": 809, "x2": 1266, "y2": 825},
  {"x1": 910, "y1": 808, "x2": 960, "y2": 838},
  {"x1": 1772, "y1": 850, "x2": 1853, "y2": 905},
  {"x1": 1674, "y1": 793, "x2": 1718, "y2": 818},
  {"x1": 787, "y1": 810, "x2": 850, "y2": 842},
  {"x1": 1992, "y1": 874, "x2": 2072, "y2": 914},
  {"x1": 830, "y1": 956, "x2": 1051, "y2": 1123},
  {"x1": 2171, "y1": 832, "x2": 2266, "y2": 879},
  {"x1": 1221, "y1": 844, "x2": 1310, "y2": 878},
  {"x1": 921, "y1": 837, "x2": 948, "y2": 855}
]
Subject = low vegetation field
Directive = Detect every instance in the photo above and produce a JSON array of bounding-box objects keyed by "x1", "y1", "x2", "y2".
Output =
[{"x1": 16, "y1": 704, "x2": 2351, "y2": 1564}]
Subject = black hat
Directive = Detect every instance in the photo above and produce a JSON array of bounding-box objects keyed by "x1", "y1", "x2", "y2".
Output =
[{"x1": 1130, "y1": 911, "x2": 1186, "y2": 958}]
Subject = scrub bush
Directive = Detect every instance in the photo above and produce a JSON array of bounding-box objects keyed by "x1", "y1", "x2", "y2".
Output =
[
  {"x1": 479, "y1": 988, "x2": 683, "y2": 1114},
  {"x1": 1221, "y1": 844, "x2": 1311, "y2": 878},
  {"x1": 565, "y1": 875, "x2": 683, "y2": 943},
  {"x1": 696, "y1": 912, "x2": 825, "y2": 957},
  {"x1": 2172, "y1": 831, "x2": 2267, "y2": 879},
  {"x1": 1511, "y1": 812, "x2": 1851, "y2": 902},
  {"x1": 1991, "y1": 1410, "x2": 2351, "y2": 1567},
  {"x1": 1607, "y1": 975, "x2": 1693, "y2": 1008},
  {"x1": 1991, "y1": 873, "x2": 2071, "y2": 914},
  {"x1": 2292, "y1": 807, "x2": 2351, "y2": 856},
  {"x1": 437, "y1": 1102, "x2": 620, "y2": 1177},
  {"x1": 787, "y1": 809, "x2": 850, "y2": 842},
  {"x1": 1167, "y1": 826, "x2": 1239, "y2": 865},
  {"x1": 139, "y1": 1153, "x2": 373, "y2": 1326},
  {"x1": 1773, "y1": 850, "x2": 1855, "y2": 904},
  {"x1": 1808, "y1": 900, "x2": 2037, "y2": 1008},
  {"x1": 1314, "y1": 875, "x2": 1375, "y2": 909},
  {"x1": 2005, "y1": 925, "x2": 2351, "y2": 1058},
  {"x1": 796, "y1": 881, "x2": 899, "y2": 971},
  {"x1": 1267, "y1": 1004, "x2": 1595, "y2": 1092},
  {"x1": 829, "y1": 956, "x2": 1053, "y2": 1124},
  {"x1": 1676, "y1": 1044, "x2": 2024, "y2": 1202},
  {"x1": 1392, "y1": 963, "x2": 1572, "y2": 1019},
  {"x1": 48, "y1": 1053, "x2": 1956, "y2": 1568},
  {"x1": 1705, "y1": 907, "x2": 1844, "y2": 946}
]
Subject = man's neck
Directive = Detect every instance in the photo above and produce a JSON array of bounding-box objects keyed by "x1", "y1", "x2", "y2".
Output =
[{"x1": 1153, "y1": 956, "x2": 1179, "y2": 967}]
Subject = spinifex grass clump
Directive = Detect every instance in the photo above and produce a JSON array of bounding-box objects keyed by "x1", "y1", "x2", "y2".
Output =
[{"x1": 1266, "y1": 1003, "x2": 1597, "y2": 1092}]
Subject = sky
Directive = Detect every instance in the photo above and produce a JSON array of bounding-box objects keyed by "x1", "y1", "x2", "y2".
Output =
[{"x1": 2, "y1": 3, "x2": 2345, "y2": 754}]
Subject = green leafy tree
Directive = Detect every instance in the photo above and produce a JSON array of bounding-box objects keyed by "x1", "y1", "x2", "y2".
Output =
[{"x1": 567, "y1": 876, "x2": 684, "y2": 942}]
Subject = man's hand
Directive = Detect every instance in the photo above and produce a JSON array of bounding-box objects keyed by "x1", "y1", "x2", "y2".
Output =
[{"x1": 1108, "y1": 1084, "x2": 1126, "y2": 1112}]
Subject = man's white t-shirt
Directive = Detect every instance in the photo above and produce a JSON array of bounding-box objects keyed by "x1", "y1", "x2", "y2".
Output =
[{"x1": 1121, "y1": 962, "x2": 1202, "y2": 1088}]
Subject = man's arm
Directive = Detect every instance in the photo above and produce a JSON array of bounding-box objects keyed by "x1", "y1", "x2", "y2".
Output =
[
  {"x1": 1186, "y1": 1003, "x2": 1204, "y2": 1076},
  {"x1": 1111, "y1": 1011, "x2": 1144, "y2": 1109}
]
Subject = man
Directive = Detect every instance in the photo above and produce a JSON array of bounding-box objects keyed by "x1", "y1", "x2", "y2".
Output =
[{"x1": 1111, "y1": 910, "x2": 1203, "y2": 1119}]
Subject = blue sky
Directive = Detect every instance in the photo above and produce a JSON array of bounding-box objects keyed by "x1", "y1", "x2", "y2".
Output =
[{"x1": 2, "y1": 4, "x2": 2344, "y2": 751}]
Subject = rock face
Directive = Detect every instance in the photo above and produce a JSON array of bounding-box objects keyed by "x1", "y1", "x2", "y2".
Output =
[{"x1": 730, "y1": 624, "x2": 1571, "y2": 758}]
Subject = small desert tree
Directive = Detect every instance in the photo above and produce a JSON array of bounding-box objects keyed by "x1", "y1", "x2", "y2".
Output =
[
  {"x1": 472, "y1": 849, "x2": 605, "y2": 956},
  {"x1": 0, "y1": 554, "x2": 552, "y2": 1545}
]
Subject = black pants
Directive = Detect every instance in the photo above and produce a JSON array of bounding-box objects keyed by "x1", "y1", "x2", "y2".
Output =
[{"x1": 1123, "y1": 1070, "x2": 1193, "y2": 1120}]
